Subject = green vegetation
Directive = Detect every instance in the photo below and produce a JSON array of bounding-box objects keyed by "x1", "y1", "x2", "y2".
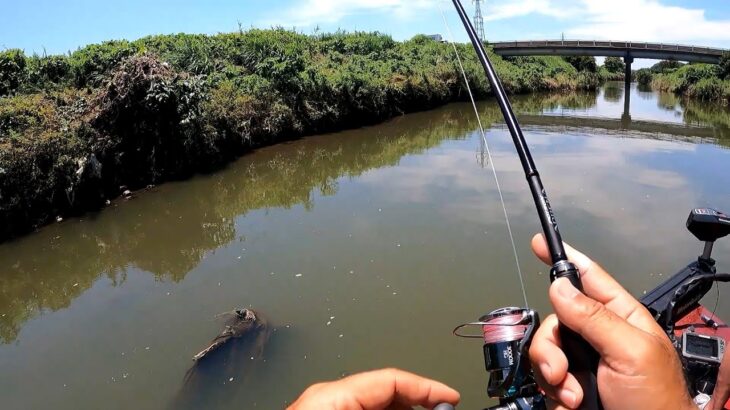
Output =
[
  {"x1": 0, "y1": 29, "x2": 601, "y2": 241},
  {"x1": 636, "y1": 56, "x2": 730, "y2": 103},
  {"x1": 0, "y1": 104, "x2": 477, "y2": 343},
  {"x1": 563, "y1": 56, "x2": 598, "y2": 73},
  {"x1": 600, "y1": 57, "x2": 626, "y2": 81},
  {"x1": 604, "y1": 57, "x2": 625, "y2": 74}
]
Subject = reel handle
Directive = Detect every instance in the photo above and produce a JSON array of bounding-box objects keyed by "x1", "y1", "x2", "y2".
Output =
[
  {"x1": 552, "y1": 261, "x2": 603, "y2": 410},
  {"x1": 434, "y1": 404, "x2": 456, "y2": 410}
]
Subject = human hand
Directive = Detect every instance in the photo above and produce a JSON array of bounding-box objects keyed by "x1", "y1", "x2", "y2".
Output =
[
  {"x1": 707, "y1": 346, "x2": 730, "y2": 410},
  {"x1": 287, "y1": 368, "x2": 460, "y2": 410},
  {"x1": 528, "y1": 234, "x2": 695, "y2": 410}
]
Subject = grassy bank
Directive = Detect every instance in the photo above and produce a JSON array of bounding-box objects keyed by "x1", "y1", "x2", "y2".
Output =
[
  {"x1": 637, "y1": 54, "x2": 730, "y2": 104},
  {"x1": 0, "y1": 29, "x2": 599, "y2": 241}
]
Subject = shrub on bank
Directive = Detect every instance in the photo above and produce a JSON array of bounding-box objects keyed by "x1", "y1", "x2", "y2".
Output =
[
  {"x1": 652, "y1": 63, "x2": 730, "y2": 103},
  {"x1": 0, "y1": 29, "x2": 596, "y2": 241},
  {"x1": 0, "y1": 49, "x2": 27, "y2": 96},
  {"x1": 636, "y1": 69, "x2": 653, "y2": 85},
  {"x1": 718, "y1": 52, "x2": 730, "y2": 81}
]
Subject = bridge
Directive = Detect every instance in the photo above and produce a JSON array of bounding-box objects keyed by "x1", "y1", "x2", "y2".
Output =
[
  {"x1": 492, "y1": 40, "x2": 726, "y2": 64},
  {"x1": 492, "y1": 40, "x2": 728, "y2": 88}
]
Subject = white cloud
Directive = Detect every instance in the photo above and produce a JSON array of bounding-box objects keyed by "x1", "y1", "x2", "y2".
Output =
[
  {"x1": 270, "y1": 0, "x2": 730, "y2": 48},
  {"x1": 269, "y1": 0, "x2": 438, "y2": 27},
  {"x1": 565, "y1": 0, "x2": 730, "y2": 44},
  {"x1": 483, "y1": 0, "x2": 573, "y2": 21}
]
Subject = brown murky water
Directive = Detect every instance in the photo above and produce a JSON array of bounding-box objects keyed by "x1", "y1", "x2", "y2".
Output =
[{"x1": 1, "y1": 83, "x2": 730, "y2": 409}]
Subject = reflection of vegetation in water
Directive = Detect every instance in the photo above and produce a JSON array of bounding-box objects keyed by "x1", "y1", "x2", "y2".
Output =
[
  {"x1": 602, "y1": 83, "x2": 623, "y2": 103},
  {"x1": 657, "y1": 90, "x2": 681, "y2": 111},
  {"x1": 0, "y1": 106, "x2": 476, "y2": 344},
  {"x1": 680, "y1": 99, "x2": 730, "y2": 141},
  {"x1": 2, "y1": 86, "x2": 726, "y2": 344},
  {"x1": 637, "y1": 83, "x2": 654, "y2": 94},
  {"x1": 476, "y1": 90, "x2": 599, "y2": 126},
  {"x1": 651, "y1": 88, "x2": 730, "y2": 142}
]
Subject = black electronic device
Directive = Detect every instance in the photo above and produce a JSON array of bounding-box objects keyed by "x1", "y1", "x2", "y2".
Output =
[{"x1": 682, "y1": 332, "x2": 725, "y2": 365}]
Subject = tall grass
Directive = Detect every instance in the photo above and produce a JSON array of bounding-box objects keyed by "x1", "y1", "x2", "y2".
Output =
[
  {"x1": 637, "y1": 54, "x2": 730, "y2": 103},
  {"x1": 0, "y1": 29, "x2": 598, "y2": 241}
]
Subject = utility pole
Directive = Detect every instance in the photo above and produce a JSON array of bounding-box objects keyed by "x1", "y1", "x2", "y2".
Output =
[{"x1": 473, "y1": 0, "x2": 485, "y2": 42}]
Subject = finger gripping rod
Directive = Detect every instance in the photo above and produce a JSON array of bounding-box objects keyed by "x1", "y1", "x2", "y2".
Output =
[{"x1": 449, "y1": 0, "x2": 601, "y2": 408}]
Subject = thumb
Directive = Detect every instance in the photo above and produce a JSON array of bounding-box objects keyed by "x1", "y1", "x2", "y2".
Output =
[{"x1": 550, "y1": 277, "x2": 650, "y2": 362}]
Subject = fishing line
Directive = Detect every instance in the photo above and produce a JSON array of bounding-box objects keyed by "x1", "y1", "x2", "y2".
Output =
[
  {"x1": 711, "y1": 280, "x2": 720, "y2": 321},
  {"x1": 437, "y1": 2, "x2": 529, "y2": 308}
]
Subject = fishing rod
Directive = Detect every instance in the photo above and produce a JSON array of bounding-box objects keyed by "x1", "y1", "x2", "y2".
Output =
[{"x1": 444, "y1": 0, "x2": 602, "y2": 408}]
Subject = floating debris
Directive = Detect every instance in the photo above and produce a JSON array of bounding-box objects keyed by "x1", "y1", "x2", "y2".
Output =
[
  {"x1": 295, "y1": 273, "x2": 302, "y2": 278},
  {"x1": 339, "y1": 334, "x2": 344, "y2": 338},
  {"x1": 326, "y1": 321, "x2": 332, "y2": 326},
  {"x1": 229, "y1": 377, "x2": 234, "y2": 382}
]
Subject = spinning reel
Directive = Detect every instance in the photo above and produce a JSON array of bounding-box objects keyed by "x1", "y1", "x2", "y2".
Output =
[{"x1": 454, "y1": 308, "x2": 545, "y2": 410}]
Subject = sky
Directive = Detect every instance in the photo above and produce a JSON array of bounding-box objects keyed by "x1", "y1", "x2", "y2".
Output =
[{"x1": 1, "y1": 0, "x2": 729, "y2": 68}]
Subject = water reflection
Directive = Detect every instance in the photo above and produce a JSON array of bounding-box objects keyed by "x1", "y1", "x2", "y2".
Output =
[
  {"x1": 0, "y1": 83, "x2": 729, "y2": 410},
  {"x1": 603, "y1": 82, "x2": 624, "y2": 103},
  {"x1": 0, "y1": 107, "x2": 476, "y2": 344},
  {"x1": 529, "y1": 82, "x2": 730, "y2": 143},
  {"x1": 2, "y1": 85, "x2": 728, "y2": 345}
]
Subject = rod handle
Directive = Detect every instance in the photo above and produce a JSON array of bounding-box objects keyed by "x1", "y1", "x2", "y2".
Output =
[{"x1": 551, "y1": 262, "x2": 603, "y2": 410}]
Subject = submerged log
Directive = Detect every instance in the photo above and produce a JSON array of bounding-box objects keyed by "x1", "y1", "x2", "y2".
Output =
[{"x1": 171, "y1": 308, "x2": 271, "y2": 409}]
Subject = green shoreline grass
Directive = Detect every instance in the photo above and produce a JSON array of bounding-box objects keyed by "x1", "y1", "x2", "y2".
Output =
[
  {"x1": 636, "y1": 55, "x2": 730, "y2": 104},
  {"x1": 0, "y1": 29, "x2": 599, "y2": 241}
]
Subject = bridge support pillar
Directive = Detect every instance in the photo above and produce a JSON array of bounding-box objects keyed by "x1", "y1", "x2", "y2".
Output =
[
  {"x1": 624, "y1": 55, "x2": 634, "y2": 88},
  {"x1": 622, "y1": 55, "x2": 634, "y2": 123}
]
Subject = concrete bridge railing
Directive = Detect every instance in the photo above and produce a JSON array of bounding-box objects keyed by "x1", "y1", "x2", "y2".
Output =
[
  {"x1": 493, "y1": 40, "x2": 726, "y2": 56},
  {"x1": 491, "y1": 39, "x2": 728, "y2": 64}
]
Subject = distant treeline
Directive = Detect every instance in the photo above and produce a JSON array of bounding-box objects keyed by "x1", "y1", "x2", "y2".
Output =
[
  {"x1": 636, "y1": 55, "x2": 730, "y2": 103},
  {"x1": 0, "y1": 29, "x2": 604, "y2": 241}
]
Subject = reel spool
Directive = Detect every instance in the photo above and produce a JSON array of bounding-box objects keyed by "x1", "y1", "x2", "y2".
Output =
[{"x1": 454, "y1": 307, "x2": 540, "y2": 399}]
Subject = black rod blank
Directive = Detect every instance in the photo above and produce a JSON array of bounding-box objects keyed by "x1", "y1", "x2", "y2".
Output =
[
  {"x1": 449, "y1": 0, "x2": 602, "y2": 408},
  {"x1": 450, "y1": 0, "x2": 567, "y2": 265}
]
